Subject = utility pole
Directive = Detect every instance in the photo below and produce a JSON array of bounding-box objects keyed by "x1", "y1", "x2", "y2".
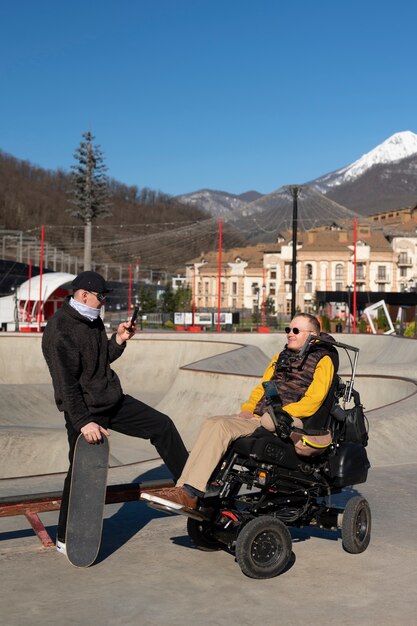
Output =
[
  {"x1": 346, "y1": 285, "x2": 352, "y2": 333},
  {"x1": 288, "y1": 186, "x2": 301, "y2": 318}
]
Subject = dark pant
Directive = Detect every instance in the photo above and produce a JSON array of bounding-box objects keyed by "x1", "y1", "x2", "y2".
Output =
[{"x1": 57, "y1": 394, "x2": 188, "y2": 541}]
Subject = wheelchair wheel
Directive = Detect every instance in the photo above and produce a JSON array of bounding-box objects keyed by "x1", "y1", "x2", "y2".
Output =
[
  {"x1": 187, "y1": 518, "x2": 222, "y2": 552},
  {"x1": 235, "y1": 516, "x2": 292, "y2": 579},
  {"x1": 341, "y1": 496, "x2": 371, "y2": 554}
]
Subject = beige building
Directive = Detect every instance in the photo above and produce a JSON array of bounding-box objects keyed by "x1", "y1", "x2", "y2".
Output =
[
  {"x1": 182, "y1": 208, "x2": 417, "y2": 318},
  {"x1": 373, "y1": 207, "x2": 417, "y2": 292}
]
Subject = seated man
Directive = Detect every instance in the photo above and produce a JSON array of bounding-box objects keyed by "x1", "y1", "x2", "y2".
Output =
[{"x1": 141, "y1": 313, "x2": 337, "y2": 513}]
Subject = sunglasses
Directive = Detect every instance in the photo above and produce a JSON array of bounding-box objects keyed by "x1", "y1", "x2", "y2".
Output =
[
  {"x1": 285, "y1": 327, "x2": 311, "y2": 335},
  {"x1": 88, "y1": 291, "x2": 106, "y2": 302}
]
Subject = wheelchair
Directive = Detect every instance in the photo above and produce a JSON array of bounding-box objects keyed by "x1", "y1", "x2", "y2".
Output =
[{"x1": 186, "y1": 336, "x2": 371, "y2": 579}]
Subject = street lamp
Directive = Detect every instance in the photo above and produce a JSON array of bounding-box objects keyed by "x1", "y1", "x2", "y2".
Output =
[
  {"x1": 346, "y1": 285, "x2": 352, "y2": 334},
  {"x1": 254, "y1": 286, "x2": 260, "y2": 330},
  {"x1": 408, "y1": 279, "x2": 417, "y2": 338}
]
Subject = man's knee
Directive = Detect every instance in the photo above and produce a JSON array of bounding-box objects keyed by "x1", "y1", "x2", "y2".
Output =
[
  {"x1": 201, "y1": 414, "x2": 240, "y2": 438},
  {"x1": 151, "y1": 408, "x2": 169, "y2": 425}
]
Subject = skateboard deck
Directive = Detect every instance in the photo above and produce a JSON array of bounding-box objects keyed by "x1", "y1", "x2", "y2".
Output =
[{"x1": 66, "y1": 434, "x2": 109, "y2": 567}]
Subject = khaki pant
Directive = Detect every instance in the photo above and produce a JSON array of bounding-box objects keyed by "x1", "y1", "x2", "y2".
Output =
[{"x1": 177, "y1": 414, "x2": 261, "y2": 493}]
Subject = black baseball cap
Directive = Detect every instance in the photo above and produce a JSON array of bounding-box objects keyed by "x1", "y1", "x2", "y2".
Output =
[{"x1": 71, "y1": 271, "x2": 112, "y2": 294}]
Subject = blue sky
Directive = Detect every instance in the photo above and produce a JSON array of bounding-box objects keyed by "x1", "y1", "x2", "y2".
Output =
[{"x1": 1, "y1": 0, "x2": 416, "y2": 197}]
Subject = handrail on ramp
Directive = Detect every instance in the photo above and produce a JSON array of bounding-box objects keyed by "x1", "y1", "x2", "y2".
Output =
[{"x1": 0, "y1": 479, "x2": 174, "y2": 548}]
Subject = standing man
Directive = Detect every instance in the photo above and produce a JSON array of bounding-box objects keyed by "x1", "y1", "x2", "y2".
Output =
[
  {"x1": 141, "y1": 313, "x2": 338, "y2": 513},
  {"x1": 42, "y1": 271, "x2": 188, "y2": 554}
]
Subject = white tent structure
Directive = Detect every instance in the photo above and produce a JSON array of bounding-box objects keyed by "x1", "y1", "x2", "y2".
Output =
[{"x1": 0, "y1": 272, "x2": 76, "y2": 331}]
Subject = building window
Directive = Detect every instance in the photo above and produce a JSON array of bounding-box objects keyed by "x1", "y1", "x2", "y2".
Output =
[
  {"x1": 232, "y1": 282, "x2": 237, "y2": 295},
  {"x1": 377, "y1": 283, "x2": 385, "y2": 292},
  {"x1": 284, "y1": 264, "x2": 292, "y2": 280},
  {"x1": 270, "y1": 270, "x2": 277, "y2": 280},
  {"x1": 335, "y1": 264, "x2": 344, "y2": 280},
  {"x1": 305, "y1": 281, "x2": 313, "y2": 293},
  {"x1": 305, "y1": 264, "x2": 313, "y2": 279},
  {"x1": 336, "y1": 282, "x2": 343, "y2": 291},
  {"x1": 377, "y1": 266, "x2": 386, "y2": 281},
  {"x1": 357, "y1": 263, "x2": 365, "y2": 280}
]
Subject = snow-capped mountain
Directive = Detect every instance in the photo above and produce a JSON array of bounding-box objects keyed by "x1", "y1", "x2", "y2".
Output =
[
  {"x1": 312, "y1": 131, "x2": 417, "y2": 192},
  {"x1": 176, "y1": 189, "x2": 262, "y2": 219},
  {"x1": 177, "y1": 131, "x2": 417, "y2": 222}
]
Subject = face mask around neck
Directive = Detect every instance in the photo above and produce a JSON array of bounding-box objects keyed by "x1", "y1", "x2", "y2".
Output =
[{"x1": 69, "y1": 297, "x2": 101, "y2": 321}]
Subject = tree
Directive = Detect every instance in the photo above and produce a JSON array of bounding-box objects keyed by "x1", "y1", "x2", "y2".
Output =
[
  {"x1": 174, "y1": 285, "x2": 192, "y2": 312},
  {"x1": 264, "y1": 296, "x2": 275, "y2": 315},
  {"x1": 161, "y1": 284, "x2": 176, "y2": 314},
  {"x1": 67, "y1": 131, "x2": 112, "y2": 270},
  {"x1": 138, "y1": 286, "x2": 157, "y2": 314}
]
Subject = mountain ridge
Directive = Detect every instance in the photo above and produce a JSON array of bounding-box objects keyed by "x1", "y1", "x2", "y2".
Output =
[{"x1": 177, "y1": 131, "x2": 417, "y2": 219}]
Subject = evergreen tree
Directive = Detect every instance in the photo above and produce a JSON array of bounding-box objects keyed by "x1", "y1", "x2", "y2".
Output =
[
  {"x1": 161, "y1": 284, "x2": 176, "y2": 313},
  {"x1": 139, "y1": 286, "x2": 157, "y2": 314},
  {"x1": 67, "y1": 131, "x2": 112, "y2": 270},
  {"x1": 174, "y1": 285, "x2": 192, "y2": 311}
]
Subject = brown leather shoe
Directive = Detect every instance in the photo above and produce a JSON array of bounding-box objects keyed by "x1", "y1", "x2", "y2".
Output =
[{"x1": 140, "y1": 486, "x2": 198, "y2": 511}]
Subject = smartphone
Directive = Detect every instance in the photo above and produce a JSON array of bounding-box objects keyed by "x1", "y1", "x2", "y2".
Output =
[{"x1": 130, "y1": 305, "x2": 140, "y2": 327}]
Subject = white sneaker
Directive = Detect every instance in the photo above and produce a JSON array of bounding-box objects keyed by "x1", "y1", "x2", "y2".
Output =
[{"x1": 56, "y1": 539, "x2": 67, "y2": 556}]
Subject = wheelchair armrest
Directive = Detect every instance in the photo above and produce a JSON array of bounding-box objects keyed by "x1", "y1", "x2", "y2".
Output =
[{"x1": 267, "y1": 405, "x2": 294, "y2": 439}]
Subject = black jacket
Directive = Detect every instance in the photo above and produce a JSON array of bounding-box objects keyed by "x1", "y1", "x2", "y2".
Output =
[{"x1": 42, "y1": 298, "x2": 126, "y2": 431}]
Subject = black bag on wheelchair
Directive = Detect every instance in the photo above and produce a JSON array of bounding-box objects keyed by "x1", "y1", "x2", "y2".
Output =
[
  {"x1": 327, "y1": 387, "x2": 370, "y2": 487},
  {"x1": 331, "y1": 387, "x2": 368, "y2": 447}
]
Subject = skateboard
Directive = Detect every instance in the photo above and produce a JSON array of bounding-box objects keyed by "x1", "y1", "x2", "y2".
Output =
[{"x1": 66, "y1": 434, "x2": 109, "y2": 567}]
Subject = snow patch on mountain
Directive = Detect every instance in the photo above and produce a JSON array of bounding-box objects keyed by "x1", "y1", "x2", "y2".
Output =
[{"x1": 176, "y1": 189, "x2": 250, "y2": 218}]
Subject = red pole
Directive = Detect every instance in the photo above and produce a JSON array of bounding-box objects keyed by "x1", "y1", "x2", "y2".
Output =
[
  {"x1": 353, "y1": 218, "x2": 357, "y2": 333},
  {"x1": 27, "y1": 259, "x2": 32, "y2": 322},
  {"x1": 37, "y1": 226, "x2": 44, "y2": 332},
  {"x1": 192, "y1": 266, "x2": 196, "y2": 327},
  {"x1": 128, "y1": 263, "x2": 133, "y2": 317},
  {"x1": 217, "y1": 218, "x2": 223, "y2": 332}
]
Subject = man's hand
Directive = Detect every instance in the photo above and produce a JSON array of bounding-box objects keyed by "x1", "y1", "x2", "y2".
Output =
[
  {"x1": 80, "y1": 422, "x2": 110, "y2": 443},
  {"x1": 115, "y1": 320, "x2": 136, "y2": 344},
  {"x1": 238, "y1": 410, "x2": 257, "y2": 420}
]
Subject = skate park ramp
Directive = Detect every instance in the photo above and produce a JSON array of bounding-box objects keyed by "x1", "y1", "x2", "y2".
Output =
[
  {"x1": 1, "y1": 332, "x2": 417, "y2": 626},
  {"x1": 0, "y1": 332, "x2": 416, "y2": 476}
]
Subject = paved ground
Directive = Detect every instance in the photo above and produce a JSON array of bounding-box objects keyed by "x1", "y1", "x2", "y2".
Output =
[{"x1": 1, "y1": 331, "x2": 417, "y2": 625}]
